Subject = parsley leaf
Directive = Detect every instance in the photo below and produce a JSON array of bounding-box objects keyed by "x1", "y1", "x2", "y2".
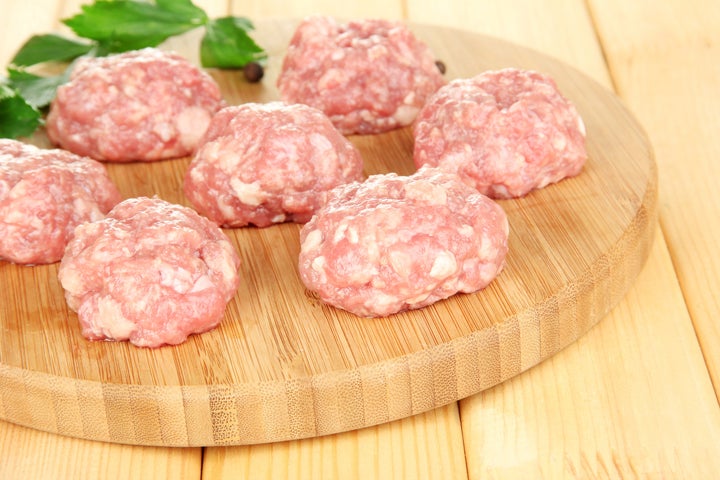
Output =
[
  {"x1": 62, "y1": 0, "x2": 208, "y2": 53},
  {"x1": 0, "y1": 82, "x2": 43, "y2": 139},
  {"x1": 11, "y1": 34, "x2": 95, "y2": 67},
  {"x1": 201, "y1": 17, "x2": 267, "y2": 69},
  {"x1": 7, "y1": 67, "x2": 72, "y2": 110}
]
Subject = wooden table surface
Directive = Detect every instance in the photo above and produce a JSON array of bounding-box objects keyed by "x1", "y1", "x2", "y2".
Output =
[{"x1": 1, "y1": 0, "x2": 719, "y2": 478}]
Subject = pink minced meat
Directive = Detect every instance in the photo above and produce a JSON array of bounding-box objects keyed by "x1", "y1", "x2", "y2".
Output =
[
  {"x1": 58, "y1": 197, "x2": 241, "y2": 348},
  {"x1": 0, "y1": 139, "x2": 121, "y2": 265},
  {"x1": 184, "y1": 102, "x2": 364, "y2": 228},
  {"x1": 46, "y1": 48, "x2": 224, "y2": 162},
  {"x1": 298, "y1": 166, "x2": 509, "y2": 317},
  {"x1": 413, "y1": 68, "x2": 587, "y2": 198},
  {"x1": 277, "y1": 16, "x2": 446, "y2": 135}
]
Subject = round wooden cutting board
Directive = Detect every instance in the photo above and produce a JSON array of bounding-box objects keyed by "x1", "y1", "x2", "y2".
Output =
[{"x1": 0, "y1": 20, "x2": 657, "y2": 447}]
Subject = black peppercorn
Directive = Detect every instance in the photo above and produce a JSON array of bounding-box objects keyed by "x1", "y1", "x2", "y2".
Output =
[{"x1": 243, "y1": 62, "x2": 264, "y2": 83}]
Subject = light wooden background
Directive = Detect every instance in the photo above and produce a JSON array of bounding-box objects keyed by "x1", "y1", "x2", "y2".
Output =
[{"x1": 1, "y1": 0, "x2": 719, "y2": 478}]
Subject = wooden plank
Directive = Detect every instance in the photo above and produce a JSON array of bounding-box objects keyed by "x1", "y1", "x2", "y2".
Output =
[
  {"x1": 587, "y1": 0, "x2": 720, "y2": 394},
  {"x1": 0, "y1": 421, "x2": 201, "y2": 480},
  {"x1": 201, "y1": 404, "x2": 467, "y2": 480},
  {"x1": 460, "y1": 228, "x2": 720, "y2": 478},
  {"x1": 0, "y1": 0, "x2": 60, "y2": 65}
]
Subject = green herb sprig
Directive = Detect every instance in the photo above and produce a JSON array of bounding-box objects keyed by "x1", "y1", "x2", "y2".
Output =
[{"x1": 1, "y1": 0, "x2": 266, "y2": 139}]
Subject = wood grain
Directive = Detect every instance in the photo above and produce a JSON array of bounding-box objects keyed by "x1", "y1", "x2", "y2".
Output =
[
  {"x1": 407, "y1": 0, "x2": 611, "y2": 87},
  {"x1": 202, "y1": 404, "x2": 467, "y2": 480},
  {"x1": 0, "y1": 420, "x2": 201, "y2": 480},
  {"x1": 588, "y1": 0, "x2": 720, "y2": 395},
  {"x1": 0, "y1": 20, "x2": 656, "y2": 446},
  {"x1": 460, "y1": 227, "x2": 720, "y2": 478}
]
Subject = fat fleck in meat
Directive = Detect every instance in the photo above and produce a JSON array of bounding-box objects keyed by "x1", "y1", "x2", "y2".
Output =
[
  {"x1": 47, "y1": 48, "x2": 224, "y2": 162},
  {"x1": 298, "y1": 166, "x2": 509, "y2": 317},
  {"x1": 277, "y1": 16, "x2": 446, "y2": 135},
  {"x1": 184, "y1": 102, "x2": 364, "y2": 228},
  {"x1": 58, "y1": 197, "x2": 241, "y2": 348},
  {"x1": 413, "y1": 68, "x2": 587, "y2": 198},
  {"x1": 0, "y1": 139, "x2": 121, "y2": 264}
]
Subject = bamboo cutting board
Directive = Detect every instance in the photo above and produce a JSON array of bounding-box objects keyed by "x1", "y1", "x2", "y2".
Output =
[{"x1": 0, "y1": 21, "x2": 656, "y2": 447}]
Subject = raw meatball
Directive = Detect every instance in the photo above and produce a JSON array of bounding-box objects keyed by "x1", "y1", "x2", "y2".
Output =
[
  {"x1": 413, "y1": 68, "x2": 587, "y2": 198},
  {"x1": 298, "y1": 166, "x2": 509, "y2": 317},
  {"x1": 58, "y1": 197, "x2": 241, "y2": 348},
  {"x1": 277, "y1": 16, "x2": 446, "y2": 135},
  {"x1": 184, "y1": 102, "x2": 364, "y2": 228},
  {"x1": 0, "y1": 139, "x2": 121, "y2": 265},
  {"x1": 47, "y1": 48, "x2": 224, "y2": 162}
]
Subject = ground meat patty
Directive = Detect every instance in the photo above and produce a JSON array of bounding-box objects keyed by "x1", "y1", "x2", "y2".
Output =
[
  {"x1": 184, "y1": 102, "x2": 364, "y2": 227},
  {"x1": 277, "y1": 16, "x2": 446, "y2": 135},
  {"x1": 0, "y1": 139, "x2": 121, "y2": 265},
  {"x1": 413, "y1": 68, "x2": 587, "y2": 198},
  {"x1": 46, "y1": 48, "x2": 224, "y2": 162},
  {"x1": 298, "y1": 166, "x2": 509, "y2": 317},
  {"x1": 58, "y1": 197, "x2": 241, "y2": 348}
]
